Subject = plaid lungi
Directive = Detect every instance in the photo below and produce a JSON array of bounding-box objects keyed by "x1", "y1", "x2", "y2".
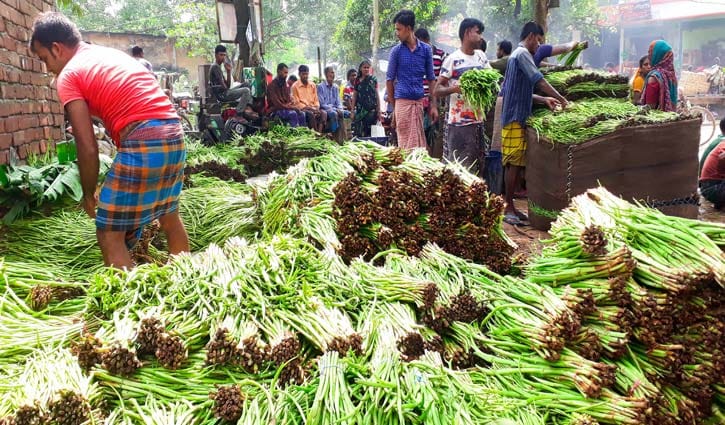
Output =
[
  {"x1": 96, "y1": 118, "x2": 185, "y2": 248},
  {"x1": 501, "y1": 122, "x2": 526, "y2": 167}
]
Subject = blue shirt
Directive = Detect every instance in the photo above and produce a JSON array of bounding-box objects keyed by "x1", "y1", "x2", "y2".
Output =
[
  {"x1": 501, "y1": 44, "x2": 544, "y2": 127},
  {"x1": 386, "y1": 39, "x2": 435, "y2": 100},
  {"x1": 533, "y1": 44, "x2": 554, "y2": 67},
  {"x1": 317, "y1": 82, "x2": 342, "y2": 111}
]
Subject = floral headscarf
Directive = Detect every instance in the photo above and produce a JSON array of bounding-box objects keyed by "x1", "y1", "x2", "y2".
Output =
[{"x1": 643, "y1": 40, "x2": 677, "y2": 112}]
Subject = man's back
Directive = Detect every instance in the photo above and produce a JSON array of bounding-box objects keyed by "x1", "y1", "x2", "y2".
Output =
[
  {"x1": 501, "y1": 46, "x2": 543, "y2": 126},
  {"x1": 56, "y1": 43, "x2": 176, "y2": 143}
]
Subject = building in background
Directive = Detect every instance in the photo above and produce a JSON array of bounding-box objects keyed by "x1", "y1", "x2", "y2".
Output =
[{"x1": 590, "y1": 0, "x2": 725, "y2": 74}]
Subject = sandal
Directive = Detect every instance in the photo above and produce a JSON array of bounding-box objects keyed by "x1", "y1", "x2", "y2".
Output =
[
  {"x1": 503, "y1": 213, "x2": 523, "y2": 226},
  {"x1": 515, "y1": 210, "x2": 529, "y2": 221}
]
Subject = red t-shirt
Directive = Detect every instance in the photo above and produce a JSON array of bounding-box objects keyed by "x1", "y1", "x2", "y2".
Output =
[
  {"x1": 56, "y1": 43, "x2": 177, "y2": 145},
  {"x1": 643, "y1": 79, "x2": 660, "y2": 108},
  {"x1": 700, "y1": 143, "x2": 725, "y2": 181}
]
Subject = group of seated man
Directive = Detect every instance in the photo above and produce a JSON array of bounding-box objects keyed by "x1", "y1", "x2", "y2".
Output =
[{"x1": 208, "y1": 45, "x2": 349, "y2": 136}]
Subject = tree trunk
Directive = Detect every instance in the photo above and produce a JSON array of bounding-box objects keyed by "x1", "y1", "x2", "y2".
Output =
[
  {"x1": 534, "y1": 0, "x2": 548, "y2": 33},
  {"x1": 371, "y1": 0, "x2": 380, "y2": 74}
]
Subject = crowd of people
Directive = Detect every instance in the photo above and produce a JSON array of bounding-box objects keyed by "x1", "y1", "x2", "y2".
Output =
[{"x1": 25, "y1": 10, "x2": 721, "y2": 271}]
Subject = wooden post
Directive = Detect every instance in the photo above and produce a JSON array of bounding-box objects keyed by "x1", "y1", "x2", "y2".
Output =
[
  {"x1": 534, "y1": 0, "x2": 548, "y2": 33},
  {"x1": 371, "y1": 0, "x2": 380, "y2": 72},
  {"x1": 317, "y1": 46, "x2": 322, "y2": 79}
]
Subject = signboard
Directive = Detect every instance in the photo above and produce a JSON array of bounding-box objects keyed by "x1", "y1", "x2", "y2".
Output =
[
  {"x1": 216, "y1": 0, "x2": 237, "y2": 43},
  {"x1": 618, "y1": 0, "x2": 652, "y2": 23}
]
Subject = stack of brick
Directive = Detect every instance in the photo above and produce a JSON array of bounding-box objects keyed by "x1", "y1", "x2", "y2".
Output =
[{"x1": 0, "y1": 0, "x2": 64, "y2": 165}]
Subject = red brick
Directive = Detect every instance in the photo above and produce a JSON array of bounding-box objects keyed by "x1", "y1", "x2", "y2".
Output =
[
  {"x1": 0, "y1": 120, "x2": 4, "y2": 132},
  {"x1": 20, "y1": 116, "x2": 38, "y2": 129},
  {"x1": 0, "y1": 103, "x2": 10, "y2": 117},
  {"x1": 16, "y1": 143, "x2": 28, "y2": 159},
  {"x1": 6, "y1": 51, "x2": 21, "y2": 68},
  {"x1": 29, "y1": 127, "x2": 44, "y2": 141},
  {"x1": 50, "y1": 102, "x2": 61, "y2": 114},
  {"x1": 0, "y1": 16, "x2": 6, "y2": 32},
  {"x1": 0, "y1": 133, "x2": 12, "y2": 150},
  {"x1": 43, "y1": 126, "x2": 52, "y2": 139},
  {"x1": 5, "y1": 115, "x2": 21, "y2": 132},
  {"x1": 31, "y1": 72, "x2": 47, "y2": 85},
  {"x1": 0, "y1": 66, "x2": 5, "y2": 80},
  {"x1": 0, "y1": 149, "x2": 9, "y2": 165},
  {"x1": 2, "y1": 0, "x2": 20, "y2": 9},
  {"x1": 6, "y1": 68, "x2": 20, "y2": 83},
  {"x1": 51, "y1": 127, "x2": 62, "y2": 140},
  {"x1": 13, "y1": 130, "x2": 26, "y2": 146},
  {"x1": 53, "y1": 114, "x2": 64, "y2": 125},
  {"x1": 40, "y1": 101, "x2": 49, "y2": 113},
  {"x1": 21, "y1": 102, "x2": 32, "y2": 114},
  {"x1": 29, "y1": 141, "x2": 40, "y2": 155},
  {"x1": 10, "y1": 102, "x2": 22, "y2": 115}
]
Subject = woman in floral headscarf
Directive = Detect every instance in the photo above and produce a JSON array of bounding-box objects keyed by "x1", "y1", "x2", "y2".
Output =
[{"x1": 641, "y1": 40, "x2": 678, "y2": 112}]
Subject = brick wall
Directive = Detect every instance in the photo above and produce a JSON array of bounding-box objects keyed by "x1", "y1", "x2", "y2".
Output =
[
  {"x1": 0, "y1": 0, "x2": 64, "y2": 165},
  {"x1": 82, "y1": 31, "x2": 207, "y2": 82}
]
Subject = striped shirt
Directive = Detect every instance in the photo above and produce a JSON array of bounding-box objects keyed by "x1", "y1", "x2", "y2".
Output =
[
  {"x1": 500, "y1": 44, "x2": 544, "y2": 127},
  {"x1": 423, "y1": 45, "x2": 448, "y2": 97}
]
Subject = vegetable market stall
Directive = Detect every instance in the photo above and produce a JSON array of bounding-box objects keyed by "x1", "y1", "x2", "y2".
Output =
[
  {"x1": 526, "y1": 69, "x2": 702, "y2": 231},
  {"x1": 0, "y1": 130, "x2": 723, "y2": 424}
]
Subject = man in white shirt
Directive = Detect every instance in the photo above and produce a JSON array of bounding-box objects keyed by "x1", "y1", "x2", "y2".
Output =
[{"x1": 434, "y1": 18, "x2": 490, "y2": 176}]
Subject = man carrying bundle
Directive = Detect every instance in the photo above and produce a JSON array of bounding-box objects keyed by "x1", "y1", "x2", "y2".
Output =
[
  {"x1": 30, "y1": 12, "x2": 189, "y2": 268},
  {"x1": 435, "y1": 18, "x2": 490, "y2": 176},
  {"x1": 500, "y1": 22, "x2": 568, "y2": 225}
]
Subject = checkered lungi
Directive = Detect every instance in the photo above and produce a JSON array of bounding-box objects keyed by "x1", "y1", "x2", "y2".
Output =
[
  {"x1": 96, "y1": 118, "x2": 185, "y2": 249},
  {"x1": 501, "y1": 121, "x2": 526, "y2": 167}
]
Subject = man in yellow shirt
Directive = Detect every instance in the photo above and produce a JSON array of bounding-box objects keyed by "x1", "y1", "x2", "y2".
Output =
[
  {"x1": 292, "y1": 65, "x2": 327, "y2": 132},
  {"x1": 631, "y1": 55, "x2": 651, "y2": 104}
]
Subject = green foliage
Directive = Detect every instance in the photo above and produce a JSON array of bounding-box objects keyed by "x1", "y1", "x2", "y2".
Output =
[
  {"x1": 0, "y1": 156, "x2": 113, "y2": 224},
  {"x1": 334, "y1": 0, "x2": 447, "y2": 67},
  {"x1": 463, "y1": 0, "x2": 602, "y2": 46},
  {"x1": 166, "y1": 1, "x2": 220, "y2": 62}
]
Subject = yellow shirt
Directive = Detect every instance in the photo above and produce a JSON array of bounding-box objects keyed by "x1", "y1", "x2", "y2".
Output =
[
  {"x1": 292, "y1": 80, "x2": 320, "y2": 109},
  {"x1": 632, "y1": 74, "x2": 645, "y2": 93}
]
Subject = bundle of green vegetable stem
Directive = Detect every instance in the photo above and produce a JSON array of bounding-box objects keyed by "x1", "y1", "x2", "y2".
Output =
[
  {"x1": 527, "y1": 98, "x2": 681, "y2": 144},
  {"x1": 260, "y1": 141, "x2": 515, "y2": 272},
  {"x1": 458, "y1": 68, "x2": 502, "y2": 116},
  {"x1": 543, "y1": 68, "x2": 629, "y2": 100}
]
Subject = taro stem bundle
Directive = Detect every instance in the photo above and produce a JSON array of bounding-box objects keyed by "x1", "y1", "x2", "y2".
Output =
[
  {"x1": 279, "y1": 300, "x2": 362, "y2": 355},
  {"x1": 458, "y1": 68, "x2": 502, "y2": 116},
  {"x1": 586, "y1": 187, "x2": 725, "y2": 288},
  {"x1": 205, "y1": 315, "x2": 268, "y2": 372},
  {"x1": 0, "y1": 289, "x2": 88, "y2": 368},
  {"x1": 0, "y1": 348, "x2": 102, "y2": 425},
  {"x1": 306, "y1": 351, "x2": 357, "y2": 425}
]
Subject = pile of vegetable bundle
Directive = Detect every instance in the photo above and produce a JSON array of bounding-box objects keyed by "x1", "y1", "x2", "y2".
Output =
[
  {"x1": 260, "y1": 141, "x2": 515, "y2": 273},
  {"x1": 543, "y1": 68, "x2": 630, "y2": 101},
  {"x1": 524, "y1": 187, "x2": 725, "y2": 424},
  {"x1": 0, "y1": 154, "x2": 113, "y2": 224},
  {"x1": 528, "y1": 98, "x2": 683, "y2": 144},
  {"x1": 186, "y1": 125, "x2": 337, "y2": 182},
  {"x1": 458, "y1": 68, "x2": 502, "y2": 116}
]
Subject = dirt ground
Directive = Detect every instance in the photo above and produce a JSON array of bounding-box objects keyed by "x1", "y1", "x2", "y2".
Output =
[{"x1": 505, "y1": 196, "x2": 725, "y2": 260}]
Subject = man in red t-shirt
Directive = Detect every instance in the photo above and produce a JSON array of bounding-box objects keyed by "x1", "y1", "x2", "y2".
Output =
[
  {"x1": 700, "y1": 141, "x2": 725, "y2": 210},
  {"x1": 31, "y1": 12, "x2": 189, "y2": 269}
]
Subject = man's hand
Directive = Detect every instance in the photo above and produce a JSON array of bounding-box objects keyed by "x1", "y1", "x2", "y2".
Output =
[
  {"x1": 224, "y1": 61, "x2": 232, "y2": 72},
  {"x1": 577, "y1": 41, "x2": 589, "y2": 50},
  {"x1": 82, "y1": 194, "x2": 97, "y2": 218},
  {"x1": 429, "y1": 106, "x2": 439, "y2": 122},
  {"x1": 542, "y1": 97, "x2": 561, "y2": 111}
]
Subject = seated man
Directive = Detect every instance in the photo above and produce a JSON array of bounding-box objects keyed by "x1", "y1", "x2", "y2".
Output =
[
  {"x1": 267, "y1": 63, "x2": 305, "y2": 127},
  {"x1": 292, "y1": 65, "x2": 326, "y2": 133},
  {"x1": 317, "y1": 66, "x2": 348, "y2": 134},
  {"x1": 209, "y1": 44, "x2": 252, "y2": 111},
  {"x1": 700, "y1": 119, "x2": 725, "y2": 210}
]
